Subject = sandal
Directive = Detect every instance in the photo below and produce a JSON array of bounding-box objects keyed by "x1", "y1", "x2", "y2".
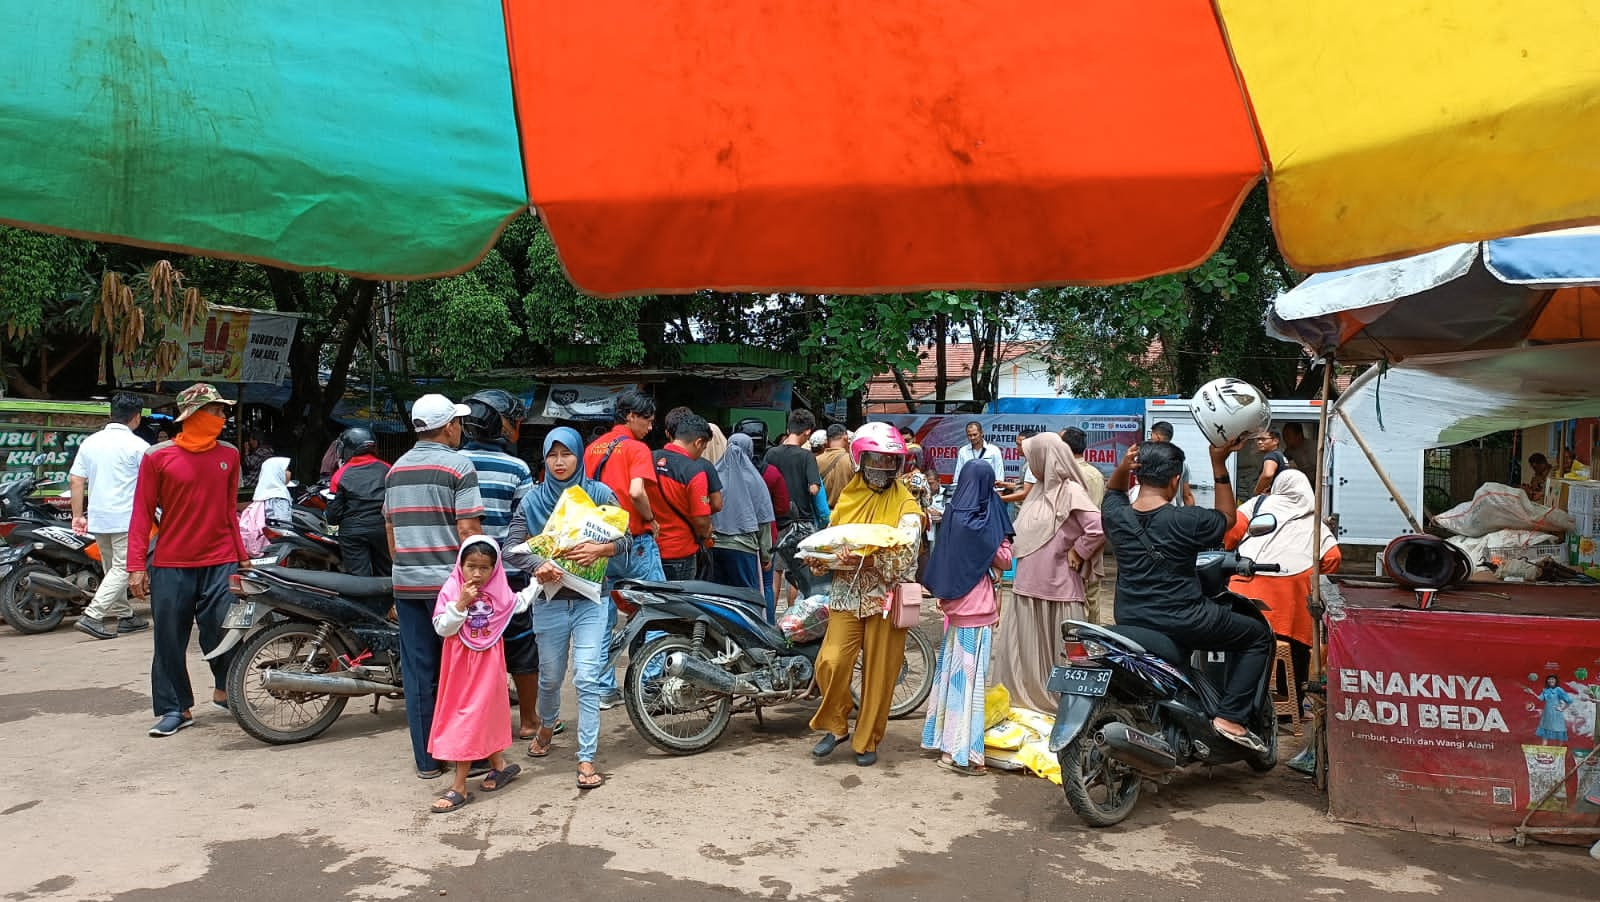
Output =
[
  {"x1": 526, "y1": 729, "x2": 555, "y2": 758},
  {"x1": 937, "y1": 758, "x2": 988, "y2": 776},
  {"x1": 1214, "y1": 725, "x2": 1270, "y2": 754},
  {"x1": 429, "y1": 789, "x2": 472, "y2": 813},
  {"x1": 416, "y1": 767, "x2": 445, "y2": 780},
  {"x1": 576, "y1": 764, "x2": 604, "y2": 790},
  {"x1": 479, "y1": 763, "x2": 521, "y2": 793}
]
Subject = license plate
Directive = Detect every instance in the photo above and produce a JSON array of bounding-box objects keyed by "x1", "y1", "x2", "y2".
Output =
[
  {"x1": 1048, "y1": 665, "x2": 1112, "y2": 697},
  {"x1": 222, "y1": 601, "x2": 259, "y2": 629}
]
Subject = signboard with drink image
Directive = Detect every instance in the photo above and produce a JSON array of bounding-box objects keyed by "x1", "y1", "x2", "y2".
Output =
[{"x1": 118, "y1": 306, "x2": 300, "y2": 385}]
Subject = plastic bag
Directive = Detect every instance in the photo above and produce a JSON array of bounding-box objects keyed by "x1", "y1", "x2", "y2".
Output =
[
  {"x1": 984, "y1": 683, "x2": 1012, "y2": 730},
  {"x1": 778, "y1": 594, "x2": 831, "y2": 643},
  {"x1": 521, "y1": 486, "x2": 629, "y2": 601},
  {"x1": 1433, "y1": 483, "x2": 1574, "y2": 538},
  {"x1": 795, "y1": 522, "x2": 913, "y2": 569}
]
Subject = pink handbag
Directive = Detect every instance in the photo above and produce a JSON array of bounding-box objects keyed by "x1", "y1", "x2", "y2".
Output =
[{"x1": 888, "y1": 582, "x2": 923, "y2": 629}]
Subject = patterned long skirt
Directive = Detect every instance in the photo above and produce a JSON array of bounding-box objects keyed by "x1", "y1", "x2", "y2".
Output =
[{"x1": 920, "y1": 625, "x2": 991, "y2": 767}]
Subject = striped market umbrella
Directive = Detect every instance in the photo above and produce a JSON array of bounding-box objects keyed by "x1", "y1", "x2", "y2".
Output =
[{"x1": 2, "y1": 1, "x2": 1598, "y2": 294}]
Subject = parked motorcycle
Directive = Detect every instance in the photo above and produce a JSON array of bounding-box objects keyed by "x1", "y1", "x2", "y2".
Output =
[
  {"x1": 0, "y1": 474, "x2": 105, "y2": 634},
  {"x1": 205, "y1": 564, "x2": 399, "y2": 744},
  {"x1": 607, "y1": 579, "x2": 935, "y2": 755},
  {"x1": 1049, "y1": 524, "x2": 1282, "y2": 827}
]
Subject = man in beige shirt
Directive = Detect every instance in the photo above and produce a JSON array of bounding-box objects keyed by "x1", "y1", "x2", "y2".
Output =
[{"x1": 1062, "y1": 428, "x2": 1108, "y2": 623}]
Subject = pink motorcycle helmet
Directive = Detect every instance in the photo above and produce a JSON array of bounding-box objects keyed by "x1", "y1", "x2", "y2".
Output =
[{"x1": 850, "y1": 422, "x2": 909, "y2": 467}]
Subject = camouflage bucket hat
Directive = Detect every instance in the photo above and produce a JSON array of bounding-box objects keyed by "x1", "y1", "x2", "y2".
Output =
[{"x1": 175, "y1": 383, "x2": 236, "y2": 421}]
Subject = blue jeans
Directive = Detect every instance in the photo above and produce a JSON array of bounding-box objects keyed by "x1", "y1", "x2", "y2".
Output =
[
  {"x1": 149, "y1": 563, "x2": 237, "y2": 717},
  {"x1": 533, "y1": 598, "x2": 607, "y2": 763},
  {"x1": 394, "y1": 594, "x2": 443, "y2": 774},
  {"x1": 600, "y1": 532, "x2": 664, "y2": 694}
]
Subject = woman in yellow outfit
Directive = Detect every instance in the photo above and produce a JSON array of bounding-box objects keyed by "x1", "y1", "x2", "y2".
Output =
[{"x1": 809, "y1": 422, "x2": 926, "y2": 767}]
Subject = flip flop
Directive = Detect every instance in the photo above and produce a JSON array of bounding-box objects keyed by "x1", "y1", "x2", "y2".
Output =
[
  {"x1": 526, "y1": 732, "x2": 554, "y2": 758},
  {"x1": 576, "y1": 765, "x2": 604, "y2": 790},
  {"x1": 429, "y1": 790, "x2": 472, "y2": 813},
  {"x1": 937, "y1": 758, "x2": 989, "y2": 776},
  {"x1": 518, "y1": 719, "x2": 564, "y2": 740},
  {"x1": 1215, "y1": 728, "x2": 1270, "y2": 754},
  {"x1": 479, "y1": 764, "x2": 521, "y2": 793}
]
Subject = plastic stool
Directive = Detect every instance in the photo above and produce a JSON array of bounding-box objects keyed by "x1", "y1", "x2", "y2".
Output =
[{"x1": 1270, "y1": 640, "x2": 1301, "y2": 735}]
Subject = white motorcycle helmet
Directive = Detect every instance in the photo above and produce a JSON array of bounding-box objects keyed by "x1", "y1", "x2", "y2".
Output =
[{"x1": 1190, "y1": 377, "x2": 1273, "y2": 448}]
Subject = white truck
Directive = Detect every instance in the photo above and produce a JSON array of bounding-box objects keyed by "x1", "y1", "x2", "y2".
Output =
[{"x1": 1144, "y1": 398, "x2": 1423, "y2": 546}]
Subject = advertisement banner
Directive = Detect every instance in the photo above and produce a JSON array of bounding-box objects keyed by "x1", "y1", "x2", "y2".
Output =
[
  {"x1": 119, "y1": 306, "x2": 299, "y2": 385},
  {"x1": 872, "y1": 413, "x2": 1143, "y2": 484},
  {"x1": 707, "y1": 378, "x2": 794, "y2": 412},
  {"x1": 0, "y1": 427, "x2": 87, "y2": 487},
  {"x1": 1327, "y1": 606, "x2": 1600, "y2": 840},
  {"x1": 543, "y1": 384, "x2": 634, "y2": 421}
]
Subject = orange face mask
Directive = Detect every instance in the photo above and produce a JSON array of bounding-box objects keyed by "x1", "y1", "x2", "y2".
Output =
[{"x1": 174, "y1": 410, "x2": 225, "y2": 453}]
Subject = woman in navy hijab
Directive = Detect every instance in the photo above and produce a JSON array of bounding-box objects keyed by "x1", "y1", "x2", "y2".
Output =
[{"x1": 919, "y1": 459, "x2": 1013, "y2": 775}]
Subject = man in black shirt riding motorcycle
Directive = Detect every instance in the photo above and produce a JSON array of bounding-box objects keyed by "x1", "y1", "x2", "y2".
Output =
[{"x1": 1101, "y1": 436, "x2": 1273, "y2": 752}]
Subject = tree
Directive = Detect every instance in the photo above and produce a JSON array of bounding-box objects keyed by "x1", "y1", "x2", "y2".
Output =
[
  {"x1": 396, "y1": 251, "x2": 522, "y2": 379},
  {"x1": 1033, "y1": 185, "x2": 1312, "y2": 399}
]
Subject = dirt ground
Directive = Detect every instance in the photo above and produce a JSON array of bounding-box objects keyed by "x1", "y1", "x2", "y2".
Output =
[{"x1": 1, "y1": 611, "x2": 1596, "y2": 902}]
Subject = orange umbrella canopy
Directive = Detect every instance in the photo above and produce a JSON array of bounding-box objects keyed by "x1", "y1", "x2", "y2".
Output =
[{"x1": 1, "y1": 1, "x2": 1598, "y2": 293}]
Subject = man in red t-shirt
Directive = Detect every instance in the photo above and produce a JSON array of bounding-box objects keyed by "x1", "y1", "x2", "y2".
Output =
[
  {"x1": 584, "y1": 388, "x2": 663, "y2": 705},
  {"x1": 127, "y1": 384, "x2": 251, "y2": 738},
  {"x1": 651, "y1": 415, "x2": 713, "y2": 580}
]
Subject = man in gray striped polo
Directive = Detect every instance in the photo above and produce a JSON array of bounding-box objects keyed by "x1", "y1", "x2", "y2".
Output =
[{"x1": 384, "y1": 394, "x2": 484, "y2": 778}]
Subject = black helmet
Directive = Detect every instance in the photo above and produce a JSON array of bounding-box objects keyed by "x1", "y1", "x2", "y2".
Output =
[
  {"x1": 463, "y1": 389, "x2": 526, "y2": 445},
  {"x1": 733, "y1": 417, "x2": 770, "y2": 458},
  {"x1": 1383, "y1": 534, "x2": 1471, "y2": 590},
  {"x1": 338, "y1": 427, "x2": 377, "y2": 460}
]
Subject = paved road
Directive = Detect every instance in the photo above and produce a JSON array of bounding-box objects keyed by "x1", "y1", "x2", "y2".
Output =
[{"x1": 1, "y1": 617, "x2": 1595, "y2": 901}]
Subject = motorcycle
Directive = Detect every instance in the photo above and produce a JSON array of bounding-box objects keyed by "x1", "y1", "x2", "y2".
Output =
[
  {"x1": 1048, "y1": 516, "x2": 1283, "y2": 827},
  {"x1": 205, "y1": 563, "x2": 399, "y2": 744},
  {"x1": 607, "y1": 579, "x2": 935, "y2": 755},
  {"x1": 257, "y1": 480, "x2": 344, "y2": 570},
  {"x1": 0, "y1": 474, "x2": 105, "y2": 634}
]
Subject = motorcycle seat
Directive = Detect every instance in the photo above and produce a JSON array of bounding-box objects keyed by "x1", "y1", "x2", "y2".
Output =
[
  {"x1": 261, "y1": 566, "x2": 392, "y2": 599},
  {"x1": 1100, "y1": 624, "x2": 1190, "y2": 669},
  {"x1": 621, "y1": 579, "x2": 767, "y2": 610}
]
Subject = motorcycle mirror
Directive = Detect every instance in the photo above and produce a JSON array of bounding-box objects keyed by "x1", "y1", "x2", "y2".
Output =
[
  {"x1": 1246, "y1": 513, "x2": 1278, "y2": 537},
  {"x1": 31, "y1": 452, "x2": 47, "y2": 465}
]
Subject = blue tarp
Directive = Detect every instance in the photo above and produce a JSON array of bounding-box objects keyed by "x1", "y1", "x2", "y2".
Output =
[{"x1": 991, "y1": 397, "x2": 1146, "y2": 416}]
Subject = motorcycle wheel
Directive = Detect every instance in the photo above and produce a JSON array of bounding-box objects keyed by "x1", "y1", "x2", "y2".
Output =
[
  {"x1": 226, "y1": 621, "x2": 352, "y2": 745},
  {"x1": 1058, "y1": 703, "x2": 1143, "y2": 827},
  {"x1": 0, "y1": 562, "x2": 68, "y2": 634},
  {"x1": 1246, "y1": 715, "x2": 1279, "y2": 773},
  {"x1": 850, "y1": 627, "x2": 935, "y2": 719},
  {"x1": 623, "y1": 633, "x2": 733, "y2": 755}
]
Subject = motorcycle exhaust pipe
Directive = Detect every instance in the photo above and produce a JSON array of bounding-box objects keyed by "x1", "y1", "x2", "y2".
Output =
[
  {"x1": 664, "y1": 652, "x2": 758, "y2": 696},
  {"x1": 1094, "y1": 721, "x2": 1178, "y2": 777},
  {"x1": 258, "y1": 669, "x2": 398, "y2": 697},
  {"x1": 20, "y1": 571, "x2": 92, "y2": 601}
]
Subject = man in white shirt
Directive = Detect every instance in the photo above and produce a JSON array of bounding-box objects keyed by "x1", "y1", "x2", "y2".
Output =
[
  {"x1": 952, "y1": 421, "x2": 1005, "y2": 492},
  {"x1": 69, "y1": 393, "x2": 150, "y2": 640}
]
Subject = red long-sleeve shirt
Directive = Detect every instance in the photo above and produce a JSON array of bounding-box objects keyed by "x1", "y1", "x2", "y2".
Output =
[{"x1": 127, "y1": 442, "x2": 248, "y2": 572}]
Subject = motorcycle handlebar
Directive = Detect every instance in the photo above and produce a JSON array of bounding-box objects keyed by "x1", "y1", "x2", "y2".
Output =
[{"x1": 1253, "y1": 563, "x2": 1282, "y2": 573}]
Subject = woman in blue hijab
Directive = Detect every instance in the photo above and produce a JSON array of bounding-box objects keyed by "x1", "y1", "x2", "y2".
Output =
[
  {"x1": 707, "y1": 431, "x2": 778, "y2": 606},
  {"x1": 919, "y1": 459, "x2": 1014, "y2": 775},
  {"x1": 503, "y1": 427, "x2": 629, "y2": 788}
]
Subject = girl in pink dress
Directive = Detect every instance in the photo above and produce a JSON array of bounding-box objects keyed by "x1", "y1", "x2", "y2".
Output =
[{"x1": 428, "y1": 536, "x2": 529, "y2": 813}]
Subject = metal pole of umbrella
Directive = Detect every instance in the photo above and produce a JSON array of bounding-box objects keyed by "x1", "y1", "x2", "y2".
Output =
[{"x1": 1308, "y1": 358, "x2": 1334, "y2": 791}]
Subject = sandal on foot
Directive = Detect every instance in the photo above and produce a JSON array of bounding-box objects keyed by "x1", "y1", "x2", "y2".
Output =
[
  {"x1": 480, "y1": 764, "x2": 521, "y2": 793},
  {"x1": 526, "y1": 731, "x2": 555, "y2": 758},
  {"x1": 937, "y1": 758, "x2": 988, "y2": 776},
  {"x1": 429, "y1": 790, "x2": 472, "y2": 813},
  {"x1": 576, "y1": 765, "x2": 604, "y2": 790},
  {"x1": 1215, "y1": 727, "x2": 1270, "y2": 754}
]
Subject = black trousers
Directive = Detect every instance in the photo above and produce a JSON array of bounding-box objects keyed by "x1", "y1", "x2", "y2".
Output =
[
  {"x1": 149, "y1": 563, "x2": 237, "y2": 717},
  {"x1": 1138, "y1": 604, "x2": 1272, "y2": 724},
  {"x1": 339, "y1": 530, "x2": 391, "y2": 577}
]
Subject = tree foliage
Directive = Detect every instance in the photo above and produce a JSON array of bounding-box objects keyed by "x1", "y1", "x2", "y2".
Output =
[
  {"x1": 1033, "y1": 185, "x2": 1309, "y2": 398},
  {"x1": 397, "y1": 251, "x2": 522, "y2": 379}
]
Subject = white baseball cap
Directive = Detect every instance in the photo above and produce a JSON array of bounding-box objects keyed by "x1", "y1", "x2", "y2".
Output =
[{"x1": 410, "y1": 394, "x2": 471, "y2": 432}]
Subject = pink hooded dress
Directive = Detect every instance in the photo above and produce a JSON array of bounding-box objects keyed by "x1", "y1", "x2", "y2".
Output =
[{"x1": 428, "y1": 536, "x2": 521, "y2": 763}]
